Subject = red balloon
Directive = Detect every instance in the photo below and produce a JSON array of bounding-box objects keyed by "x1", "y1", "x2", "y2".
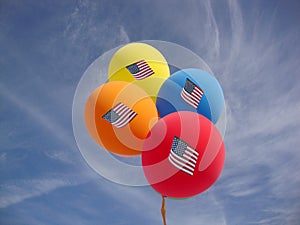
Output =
[{"x1": 142, "y1": 111, "x2": 225, "y2": 198}]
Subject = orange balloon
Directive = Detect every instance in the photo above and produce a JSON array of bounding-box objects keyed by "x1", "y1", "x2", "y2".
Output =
[{"x1": 84, "y1": 81, "x2": 158, "y2": 156}]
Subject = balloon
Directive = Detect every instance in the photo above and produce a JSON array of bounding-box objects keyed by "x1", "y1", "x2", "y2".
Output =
[
  {"x1": 142, "y1": 111, "x2": 225, "y2": 198},
  {"x1": 108, "y1": 43, "x2": 170, "y2": 101},
  {"x1": 84, "y1": 81, "x2": 158, "y2": 156},
  {"x1": 156, "y1": 68, "x2": 224, "y2": 124}
]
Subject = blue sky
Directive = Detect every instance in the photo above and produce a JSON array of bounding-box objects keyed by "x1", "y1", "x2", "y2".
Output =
[{"x1": 1, "y1": 0, "x2": 300, "y2": 224}]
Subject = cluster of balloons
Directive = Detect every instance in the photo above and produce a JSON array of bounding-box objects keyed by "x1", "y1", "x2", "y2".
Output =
[{"x1": 84, "y1": 42, "x2": 225, "y2": 199}]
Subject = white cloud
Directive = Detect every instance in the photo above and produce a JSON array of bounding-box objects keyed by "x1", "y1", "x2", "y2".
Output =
[
  {"x1": 1, "y1": 0, "x2": 299, "y2": 224},
  {"x1": 80, "y1": 0, "x2": 300, "y2": 223},
  {"x1": 63, "y1": 0, "x2": 130, "y2": 53},
  {"x1": 204, "y1": 0, "x2": 220, "y2": 58},
  {"x1": 0, "y1": 176, "x2": 88, "y2": 208},
  {"x1": 0, "y1": 83, "x2": 75, "y2": 151},
  {"x1": 99, "y1": 182, "x2": 227, "y2": 225},
  {"x1": 208, "y1": 0, "x2": 300, "y2": 223}
]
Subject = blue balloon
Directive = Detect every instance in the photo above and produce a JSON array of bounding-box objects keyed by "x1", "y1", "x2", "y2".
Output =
[{"x1": 156, "y1": 68, "x2": 224, "y2": 124}]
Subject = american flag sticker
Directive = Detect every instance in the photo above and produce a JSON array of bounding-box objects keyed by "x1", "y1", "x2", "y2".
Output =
[
  {"x1": 168, "y1": 136, "x2": 199, "y2": 176},
  {"x1": 102, "y1": 103, "x2": 137, "y2": 128},
  {"x1": 126, "y1": 60, "x2": 154, "y2": 80},
  {"x1": 180, "y1": 78, "x2": 204, "y2": 109}
]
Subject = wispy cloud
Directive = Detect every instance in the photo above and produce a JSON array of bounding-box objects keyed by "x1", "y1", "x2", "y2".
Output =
[
  {"x1": 0, "y1": 0, "x2": 133, "y2": 212},
  {"x1": 204, "y1": 0, "x2": 220, "y2": 58},
  {"x1": 99, "y1": 182, "x2": 227, "y2": 225},
  {"x1": 0, "y1": 83, "x2": 91, "y2": 208},
  {"x1": 0, "y1": 177, "x2": 79, "y2": 208},
  {"x1": 1, "y1": 0, "x2": 299, "y2": 224},
  {"x1": 0, "y1": 83, "x2": 75, "y2": 150},
  {"x1": 207, "y1": 1, "x2": 300, "y2": 224},
  {"x1": 63, "y1": 0, "x2": 130, "y2": 54},
  {"x1": 69, "y1": 0, "x2": 300, "y2": 224}
]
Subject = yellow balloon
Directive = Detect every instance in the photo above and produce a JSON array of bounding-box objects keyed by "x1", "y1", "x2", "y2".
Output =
[{"x1": 108, "y1": 43, "x2": 170, "y2": 101}]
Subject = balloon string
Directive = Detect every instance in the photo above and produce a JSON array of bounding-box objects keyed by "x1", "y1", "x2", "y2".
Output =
[{"x1": 161, "y1": 195, "x2": 167, "y2": 225}]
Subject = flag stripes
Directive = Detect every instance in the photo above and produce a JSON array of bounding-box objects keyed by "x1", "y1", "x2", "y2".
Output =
[
  {"x1": 126, "y1": 60, "x2": 154, "y2": 80},
  {"x1": 168, "y1": 136, "x2": 199, "y2": 176},
  {"x1": 180, "y1": 78, "x2": 203, "y2": 109},
  {"x1": 102, "y1": 103, "x2": 137, "y2": 128}
]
